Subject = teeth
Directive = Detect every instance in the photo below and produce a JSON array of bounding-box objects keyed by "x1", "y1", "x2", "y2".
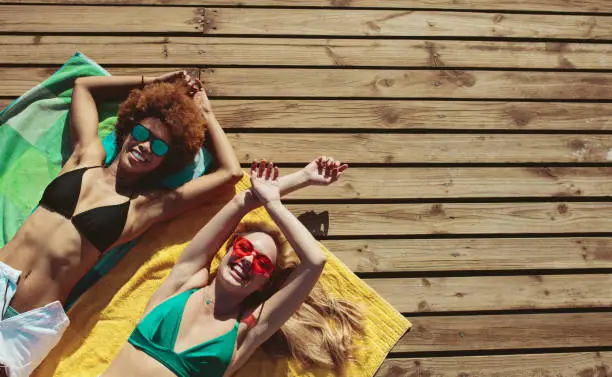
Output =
[
  {"x1": 232, "y1": 264, "x2": 250, "y2": 283},
  {"x1": 132, "y1": 150, "x2": 146, "y2": 162}
]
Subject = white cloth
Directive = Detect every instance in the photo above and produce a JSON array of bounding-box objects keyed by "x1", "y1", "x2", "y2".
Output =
[{"x1": 0, "y1": 261, "x2": 70, "y2": 377}]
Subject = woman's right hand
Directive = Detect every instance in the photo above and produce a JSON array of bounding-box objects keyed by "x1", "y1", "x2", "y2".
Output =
[{"x1": 250, "y1": 160, "x2": 281, "y2": 204}]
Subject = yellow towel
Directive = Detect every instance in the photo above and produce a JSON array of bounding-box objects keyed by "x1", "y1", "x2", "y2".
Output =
[{"x1": 34, "y1": 176, "x2": 410, "y2": 377}]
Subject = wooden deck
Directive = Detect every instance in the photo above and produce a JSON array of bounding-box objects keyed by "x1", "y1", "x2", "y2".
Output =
[{"x1": 2, "y1": 1, "x2": 612, "y2": 375}]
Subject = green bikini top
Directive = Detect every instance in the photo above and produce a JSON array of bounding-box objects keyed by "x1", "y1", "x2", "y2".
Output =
[{"x1": 128, "y1": 288, "x2": 239, "y2": 377}]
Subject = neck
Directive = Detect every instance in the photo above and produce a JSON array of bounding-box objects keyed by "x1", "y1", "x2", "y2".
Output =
[
  {"x1": 106, "y1": 157, "x2": 142, "y2": 192},
  {"x1": 208, "y1": 279, "x2": 245, "y2": 316}
]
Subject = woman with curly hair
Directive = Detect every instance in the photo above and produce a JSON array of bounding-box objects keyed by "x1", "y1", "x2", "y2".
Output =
[
  {"x1": 102, "y1": 159, "x2": 364, "y2": 377},
  {"x1": 0, "y1": 71, "x2": 256, "y2": 377}
]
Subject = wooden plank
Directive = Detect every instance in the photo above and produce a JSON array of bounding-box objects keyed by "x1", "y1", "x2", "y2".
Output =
[
  {"x1": 201, "y1": 68, "x2": 612, "y2": 99},
  {"x1": 368, "y1": 274, "x2": 612, "y2": 313},
  {"x1": 4, "y1": 36, "x2": 612, "y2": 70},
  {"x1": 394, "y1": 313, "x2": 612, "y2": 352},
  {"x1": 326, "y1": 237, "x2": 612, "y2": 272},
  {"x1": 379, "y1": 352, "x2": 612, "y2": 377},
  {"x1": 0, "y1": 67, "x2": 192, "y2": 97},
  {"x1": 213, "y1": 100, "x2": 612, "y2": 131},
  {"x1": 4, "y1": 0, "x2": 608, "y2": 14},
  {"x1": 2, "y1": 6, "x2": 612, "y2": 39},
  {"x1": 5, "y1": 68, "x2": 612, "y2": 100},
  {"x1": 229, "y1": 134, "x2": 612, "y2": 164},
  {"x1": 287, "y1": 202, "x2": 612, "y2": 236},
  {"x1": 4, "y1": 97, "x2": 612, "y2": 131},
  {"x1": 0, "y1": 5, "x2": 199, "y2": 33},
  {"x1": 283, "y1": 167, "x2": 612, "y2": 199}
]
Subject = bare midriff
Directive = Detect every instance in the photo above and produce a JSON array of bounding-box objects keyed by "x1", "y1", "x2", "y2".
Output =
[
  {"x1": 0, "y1": 206, "x2": 101, "y2": 311},
  {"x1": 102, "y1": 344, "x2": 182, "y2": 377}
]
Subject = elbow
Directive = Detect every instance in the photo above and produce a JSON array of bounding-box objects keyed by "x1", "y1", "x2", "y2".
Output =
[
  {"x1": 312, "y1": 253, "x2": 327, "y2": 268},
  {"x1": 228, "y1": 158, "x2": 244, "y2": 181},
  {"x1": 227, "y1": 168, "x2": 244, "y2": 182},
  {"x1": 73, "y1": 78, "x2": 85, "y2": 93},
  {"x1": 74, "y1": 76, "x2": 91, "y2": 88}
]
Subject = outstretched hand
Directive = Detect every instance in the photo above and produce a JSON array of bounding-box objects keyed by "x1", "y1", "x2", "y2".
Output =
[
  {"x1": 302, "y1": 156, "x2": 348, "y2": 186},
  {"x1": 250, "y1": 160, "x2": 281, "y2": 204}
]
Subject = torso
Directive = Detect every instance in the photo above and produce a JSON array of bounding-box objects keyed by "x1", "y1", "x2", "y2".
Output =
[
  {"x1": 102, "y1": 289, "x2": 246, "y2": 377},
  {"x1": 0, "y1": 165, "x2": 150, "y2": 311}
]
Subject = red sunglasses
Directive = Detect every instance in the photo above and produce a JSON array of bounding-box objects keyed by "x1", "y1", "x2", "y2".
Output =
[{"x1": 231, "y1": 236, "x2": 275, "y2": 278}]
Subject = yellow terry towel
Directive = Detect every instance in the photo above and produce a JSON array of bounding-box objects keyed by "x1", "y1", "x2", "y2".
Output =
[{"x1": 34, "y1": 176, "x2": 410, "y2": 377}]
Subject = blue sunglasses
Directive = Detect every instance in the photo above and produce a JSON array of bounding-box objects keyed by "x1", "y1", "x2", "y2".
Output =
[{"x1": 131, "y1": 123, "x2": 169, "y2": 157}]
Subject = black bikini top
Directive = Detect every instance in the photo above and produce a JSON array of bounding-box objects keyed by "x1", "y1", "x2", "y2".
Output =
[{"x1": 39, "y1": 166, "x2": 131, "y2": 252}]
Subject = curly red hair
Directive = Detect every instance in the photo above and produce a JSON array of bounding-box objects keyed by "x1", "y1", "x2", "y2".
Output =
[{"x1": 115, "y1": 80, "x2": 207, "y2": 181}]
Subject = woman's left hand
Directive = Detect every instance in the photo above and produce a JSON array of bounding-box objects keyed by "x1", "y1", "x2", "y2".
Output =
[
  {"x1": 250, "y1": 160, "x2": 281, "y2": 204},
  {"x1": 154, "y1": 70, "x2": 202, "y2": 96},
  {"x1": 301, "y1": 156, "x2": 348, "y2": 186}
]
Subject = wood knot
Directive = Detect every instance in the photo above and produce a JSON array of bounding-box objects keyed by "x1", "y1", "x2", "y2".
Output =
[
  {"x1": 493, "y1": 14, "x2": 505, "y2": 24},
  {"x1": 366, "y1": 21, "x2": 382, "y2": 33},
  {"x1": 429, "y1": 204, "x2": 446, "y2": 216},
  {"x1": 378, "y1": 78, "x2": 395, "y2": 87},
  {"x1": 418, "y1": 301, "x2": 432, "y2": 312}
]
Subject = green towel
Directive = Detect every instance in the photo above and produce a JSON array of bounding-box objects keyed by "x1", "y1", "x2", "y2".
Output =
[{"x1": 0, "y1": 52, "x2": 213, "y2": 308}]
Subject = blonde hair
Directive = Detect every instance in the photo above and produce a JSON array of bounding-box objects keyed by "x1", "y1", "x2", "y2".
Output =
[{"x1": 233, "y1": 220, "x2": 366, "y2": 374}]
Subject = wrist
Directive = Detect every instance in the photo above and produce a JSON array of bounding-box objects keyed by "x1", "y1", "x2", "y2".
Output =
[
  {"x1": 263, "y1": 199, "x2": 283, "y2": 210},
  {"x1": 233, "y1": 190, "x2": 258, "y2": 209},
  {"x1": 282, "y1": 169, "x2": 310, "y2": 188},
  {"x1": 202, "y1": 111, "x2": 217, "y2": 124},
  {"x1": 297, "y1": 169, "x2": 312, "y2": 185},
  {"x1": 144, "y1": 76, "x2": 158, "y2": 86}
]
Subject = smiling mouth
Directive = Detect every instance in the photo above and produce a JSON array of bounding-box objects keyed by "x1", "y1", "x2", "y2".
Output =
[
  {"x1": 131, "y1": 149, "x2": 149, "y2": 163},
  {"x1": 229, "y1": 262, "x2": 252, "y2": 286}
]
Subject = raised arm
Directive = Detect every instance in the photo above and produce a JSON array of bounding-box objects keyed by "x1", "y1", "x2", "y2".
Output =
[
  {"x1": 145, "y1": 187, "x2": 257, "y2": 311},
  {"x1": 138, "y1": 85, "x2": 243, "y2": 225},
  {"x1": 277, "y1": 156, "x2": 348, "y2": 198},
  {"x1": 148, "y1": 158, "x2": 345, "y2": 311},
  {"x1": 228, "y1": 163, "x2": 338, "y2": 374},
  {"x1": 66, "y1": 71, "x2": 194, "y2": 170}
]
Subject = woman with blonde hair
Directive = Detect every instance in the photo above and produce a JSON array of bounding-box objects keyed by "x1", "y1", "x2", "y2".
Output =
[{"x1": 102, "y1": 158, "x2": 364, "y2": 377}]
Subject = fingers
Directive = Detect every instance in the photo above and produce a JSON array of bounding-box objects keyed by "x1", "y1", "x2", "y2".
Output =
[
  {"x1": 181, "y1": 71, "x2": 202, "y2": 96},
  {"x1": 314, "y1": 156, "x2": 347, "y2": 181},
  {"x1": 194, "y1": 77, "x2": 203, "y2": 90},
  {"x1": 251, "y1": 160, "x2": 264, "y2": 178},
  {"x1": 265, "y1": 162, "x2": 273, "y2": 180},
  {"x1": 317, "y1": 155, "x2": 325, "y2": 175},
  {"x1": 330, "y1": 166, "x2": 338, "y2": 181},
  {"x1": 324, "y1": 157, "x2": 336, "y2": 179},
  {"x1": 251, "y1": 160, "x2": 279, "y2": 181}
]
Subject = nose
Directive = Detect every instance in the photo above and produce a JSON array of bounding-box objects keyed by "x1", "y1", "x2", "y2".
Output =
[
  {"x1": 241, "y1": 254, "x2": 254, "y2": 265},
  {"x1": 139, "y1": 140, "x2": 153, "y2": 154}
]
